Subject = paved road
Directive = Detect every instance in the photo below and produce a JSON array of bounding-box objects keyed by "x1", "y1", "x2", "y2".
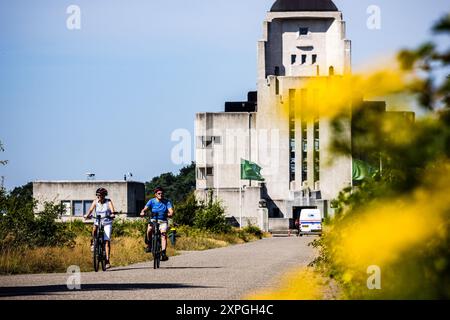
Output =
[{"x1": 0, "y1": 237, "x2": 317, "y2": 300}]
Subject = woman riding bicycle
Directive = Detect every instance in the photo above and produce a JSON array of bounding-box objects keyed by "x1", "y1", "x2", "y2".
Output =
[
  {"x1": 140, "y1": 187, "x2": 173, "y2": 261},
  {"x1": 84, "y1": 187, "x2": 116, "y2": 269}
]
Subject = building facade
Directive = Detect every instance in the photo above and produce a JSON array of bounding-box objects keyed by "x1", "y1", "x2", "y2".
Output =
[
  {"x1": 195, "y1": 0, "x2": 353, "y2": 230},
  {"x1": 195, "y1": 0, "x2": 413, "y2": 231},
  {"x1": 33, "y1": 181, "x2": 145, "y2": 220}
]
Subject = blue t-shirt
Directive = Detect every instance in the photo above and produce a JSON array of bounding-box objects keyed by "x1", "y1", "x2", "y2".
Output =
[{"x1": 146, "y1": 198, "x2": 173, "y2": 221}]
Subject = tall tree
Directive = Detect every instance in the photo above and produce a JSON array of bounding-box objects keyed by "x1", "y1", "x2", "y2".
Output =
[
  {"x1": 0, "y1": 141, "x2": 7, "y2": 166},
  {"x1": 145, "y1": 162, "x2": 196, "y2": 203},
  {"x1": 0, "y1": 140, "x2": 7, "y2": 190}
]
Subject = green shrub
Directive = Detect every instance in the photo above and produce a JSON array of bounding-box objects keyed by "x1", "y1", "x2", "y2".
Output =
[
  {"x1": 242, "y1": 223, "x2": 263, "y2": 239},
  {"x1": 34, "y1": 202, "x2": 75, "y2": 247},
  {"x1": 0, "y1": 190, "x2": 76, "y2": 249},
  {"x1": 112, "y1": 219, "x2": 147, "y2": 238},
  {"x1": 66, "y1": 219, "x2": 91, "y2": 237},
  {"x1": 194, "y1": 201, "x2": 231, "y2": 233},
  {"x1": 173, "y1": 192, "x2": 199, "y2": 226}
]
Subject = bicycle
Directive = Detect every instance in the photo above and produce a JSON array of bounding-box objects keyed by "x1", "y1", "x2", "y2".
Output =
[
  {"x1": 93, "y1": 215, "x2": 107, "y2": 272},
  {"x1": 144, "y1": 214, "x2": 162, "y2": 269}
]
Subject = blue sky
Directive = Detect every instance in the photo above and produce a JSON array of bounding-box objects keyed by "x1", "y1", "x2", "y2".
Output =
[{"x1": 0, "y1": 0, "x2": 449, "y2": 190}]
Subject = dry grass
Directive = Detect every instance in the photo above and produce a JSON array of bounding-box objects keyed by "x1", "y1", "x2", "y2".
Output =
[
  {"x1": 173, "y1": 236, "x2": 229, "y2": 251},
  {"x1": 0, "y1": 236, "x2": 176, "y2": 275},
  {"x1": 0, "y1": 227, "x2": 267, "y2": 274}
]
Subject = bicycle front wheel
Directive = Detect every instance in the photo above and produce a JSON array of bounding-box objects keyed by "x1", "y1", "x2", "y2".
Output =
[
  {"x1": 152, "y1": 234, "x2": 160, "y2": 269},
  {"x1": 101, "y1": 240, "x2": 106, "y2": 271},
  {"x1": 93, "y1": 239, "x2": 100, "y2": 272},
  {"x1": 156, "y1": 236, "x2": 161, "y2": 269}
]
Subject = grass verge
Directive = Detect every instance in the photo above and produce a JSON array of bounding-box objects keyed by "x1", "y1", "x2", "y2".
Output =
[{"x1": 0, "y1": 225, "x2": 269, "y2": 275}]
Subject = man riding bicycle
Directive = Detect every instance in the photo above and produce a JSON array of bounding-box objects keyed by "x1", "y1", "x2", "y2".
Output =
[
  {"x1": 84, "y1": 187, "x2": 116, "y2": 269},
  {"x1": 140, "y1": 187, "x2": 173, "y2": 261}
]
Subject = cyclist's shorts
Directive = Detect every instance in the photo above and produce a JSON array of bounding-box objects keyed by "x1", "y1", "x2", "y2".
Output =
[
  {"x1": 150, "y1": 219, "x2": 168, "y2": 233},
  {"x1": 96, "y1": 224, "x2": 112, "y2": 241}
]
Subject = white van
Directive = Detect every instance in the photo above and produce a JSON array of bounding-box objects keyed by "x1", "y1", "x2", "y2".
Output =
[{"x1": 299, "y1": 209, "x2": 322, "y2": 236}]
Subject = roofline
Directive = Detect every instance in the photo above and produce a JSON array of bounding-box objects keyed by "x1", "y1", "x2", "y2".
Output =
[
  {"x1": 265, "y1": 11, "x2": 343, "y2": 22},
  {"x1": 196, "y1": 112, "x2": 257, "y2": 115},
  {"x1": 33, "y1": 180, "x2": 145, "y2": 184}
]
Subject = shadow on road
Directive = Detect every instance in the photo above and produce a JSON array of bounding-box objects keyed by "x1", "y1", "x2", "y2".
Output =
[
  {"x1": 0, "y1": 282, "x2": 218, "y2": 298},
  {"x1": 108, "y1": 266, "x2": 223, "y2": 272},
  {"x1": 162, "y1": 267, "x2": 223, "y2": 270}
]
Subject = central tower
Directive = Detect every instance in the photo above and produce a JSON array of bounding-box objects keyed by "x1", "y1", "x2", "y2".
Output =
[
  {"x1": 195, "y1": 0, "x2": 353, "y2": 227},
  {"x1": 255, "y1": 0, "x2": 352, "y2": 213}
]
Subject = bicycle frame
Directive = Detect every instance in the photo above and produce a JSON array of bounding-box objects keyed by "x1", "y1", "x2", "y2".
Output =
[
  {"x1": 151, "y1": 219, "x2": 162, "y2": 269},
  {"x1": 143, "y1": 213, "x2": 163, "y2": 269},
  {"x1": 93, "y1": 215, "x2": 107, "y2": 272}
]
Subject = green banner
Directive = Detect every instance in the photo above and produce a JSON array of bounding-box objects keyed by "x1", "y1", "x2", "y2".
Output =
[
  {"x1": 241, "y1": 159, "x2": 264, "y2": 181},
  {"x1": 352, "y1": 159, "x2": 377, "y2": 181}
]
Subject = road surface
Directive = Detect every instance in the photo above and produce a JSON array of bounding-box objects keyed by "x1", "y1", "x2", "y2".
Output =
[{"x1": 0, "y1": 236, "x2": 317, "y2": 300}]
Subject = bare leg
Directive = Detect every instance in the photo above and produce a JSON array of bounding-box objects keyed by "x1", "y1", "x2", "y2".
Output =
[
  {"x1": 105, "y1": 241, "x2": 110, "y2": 262},
  {"x1": 91, "y1": 225, "x2": 98, "y2": 245},
  {"x1": 161, "y1": 233, "x2": 167, "y2": 251},
  {"x1": 92, "y1": 225, "x2": 97, "y2": 238},
  {"x1": 147, "y1": 225, "x2": 153, "y2": 247}
]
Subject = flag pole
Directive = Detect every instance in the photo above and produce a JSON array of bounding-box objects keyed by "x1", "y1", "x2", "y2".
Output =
[
  {"x1": 239, "y1": 158, "x2": 242, "y2": 228},
  {"x1": 215, "y1": 144, "x2": 219, "y2": 201},
  {"x1": 239, "y1": 184, "x2": 242, "y2": 228}
]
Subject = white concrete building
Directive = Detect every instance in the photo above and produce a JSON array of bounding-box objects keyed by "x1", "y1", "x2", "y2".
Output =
[
  {"x1": 195, "y1": 0, "x2": 353, "y2": 231},
  {"x1": 33, "y1": 181, "x2": 145, "y2": 220}
]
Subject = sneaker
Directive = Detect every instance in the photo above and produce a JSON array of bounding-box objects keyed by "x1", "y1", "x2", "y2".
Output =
[
  {"x1": 106, "y1": 262, "x2": 111, "y2": 269},
  {"x1": 90, "y1": 244, "x2": 94, "y2": 252},
  {"x1": 161, "y1": 253, "x2": 169, "y2": 261}
]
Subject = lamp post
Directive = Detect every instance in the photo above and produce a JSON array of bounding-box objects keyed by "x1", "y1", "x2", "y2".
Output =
[{"x1": 239, "y1": 184, "x2": 247, "y2": 228}]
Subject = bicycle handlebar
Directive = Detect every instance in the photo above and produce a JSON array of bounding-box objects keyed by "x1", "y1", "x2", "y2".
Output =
[{"x1": 86, "y1": 212, "x2": 116, "y2": 221}]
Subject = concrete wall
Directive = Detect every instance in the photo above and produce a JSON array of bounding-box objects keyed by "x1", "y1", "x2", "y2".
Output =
[
  {"x1": 33, "y1": 181, "x2": 145, "y2": 217},
  {"x1": 195, "y1": 112, "x2": 257, "y2": 190},
  {"x1": 262, "y1": 11, "x2": 349, "y2": 78},
  {"x1": 195, "y1": 186, "x2": 261, "y2": 228}
]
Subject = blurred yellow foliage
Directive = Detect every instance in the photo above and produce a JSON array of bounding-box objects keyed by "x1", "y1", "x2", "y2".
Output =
[{"x1": 245, "y1": 267, "x2": 326, "y2": 300}]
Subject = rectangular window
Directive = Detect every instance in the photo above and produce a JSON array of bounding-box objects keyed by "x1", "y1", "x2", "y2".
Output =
[
  {"x1": 198, "y1": 136, "x2": 221, "y2": 148},
  {"x1": 291, "y1": 55, "x2": 297, "y2": 65},
  {"x1": 61, "y1": 201, "x2": 71, "y2": 216},
  {"x1": 301, "y1": 55, "x2": 307, "y2": 65},
  {"x1": 290, "y1": 139, "x2": 296, "y2": 149},
  {"x1": 83, "y1": 201, "x2": 93, "y2": 215},
  {"x1": 73, "y1": 201, "x2": 83, "y2": 217},
  {"x1": 299, "y1": 27, "x2": 309, "y2": 35},
  {"x1": 197, "y1": 168, "x2": 206, "y2": 180},
  {"x1": 314, "y1": 118, "x2": 320, "y2": 182},
  {"x1": 301, "y1": 115, "x2": 308, "y2": 183},
  {"x1": 206, "y1": 167, "x2": 213, "y2": 176},
  {"x1": 289, "y1": 89, "x2": 296, "y2": 183},
  {"x1": 312, "y1": 54, "x2": 317, "y2": 64},
  {"x1": 314, "y1": 139, "x2": 320, "y2": 151}
]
